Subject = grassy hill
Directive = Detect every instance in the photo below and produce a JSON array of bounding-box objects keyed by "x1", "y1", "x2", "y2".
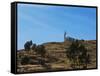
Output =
[{"x1": 17, "y1": 40, "x2": 97, "y2": 73}]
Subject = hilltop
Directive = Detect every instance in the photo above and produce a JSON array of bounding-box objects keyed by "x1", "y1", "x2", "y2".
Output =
[{"x1": 17, "y1": 40, "x2": 96, "y2": 73}]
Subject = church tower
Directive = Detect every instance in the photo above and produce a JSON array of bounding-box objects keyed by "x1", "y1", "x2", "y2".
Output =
[{"x1": 64, "y1": 32, "x2": 67, "y2": 42}]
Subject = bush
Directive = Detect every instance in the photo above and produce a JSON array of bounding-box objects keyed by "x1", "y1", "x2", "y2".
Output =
[
  {"x1": 31, "y1": 44, "x2": 36, "y2": 50},
  {"x1": 66, "y1": 40, "x2": 90, "y2": 69},
  {"x1": 21, "y1": 55, "x2": 31, "y2": 65},
  {"x1": 35, "y1": 45, "x2": 46, "y2": 57}
]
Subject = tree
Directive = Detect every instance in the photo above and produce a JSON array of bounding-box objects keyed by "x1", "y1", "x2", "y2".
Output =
[
  {"x1": 66, "y1": 39, "x2": 91, "y2": 69},
  {"x1": 31, "y1": 43, "x2": 36, "y2": 50},
  {"x1": 66, "y1": 40, "x2": 80, "y2": 68},
  {"x1": 78, "y1": 44, "x2": 87, "y2": 68},
  {"x1": 35, "y1": 45, "x2": 48, "y2": 68},
  {"x1": 24, "y1": 40, "x2": 33, "y2": 51},
  {"x1": 78, "y1": 47, "x2": 91, "y2": 69},
  {"x1": 35, "y1": 45, "x2": 46, "y2": 57}
]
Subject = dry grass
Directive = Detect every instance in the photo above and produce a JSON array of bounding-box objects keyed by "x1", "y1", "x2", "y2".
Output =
[{"x1": 17, "y1": 40, "x2": 97, "y2": 73}]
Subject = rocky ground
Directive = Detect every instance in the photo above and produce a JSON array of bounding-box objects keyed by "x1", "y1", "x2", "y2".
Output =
[{"x1": 17, "y1": 40, "x2": 97, "y2": 73}]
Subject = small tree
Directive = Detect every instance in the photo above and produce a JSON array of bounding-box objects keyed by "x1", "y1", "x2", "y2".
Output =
[
  {"x1": 66, "y1": 40, "x2": 80, "y2": 68},
  {"x1": 35, "y1": 45, "x2": 47, "y2": 68},
  {"x1": 79, "y1": 48, "x2": 91, "y2": 69},
  {"x1": 66, "y1": 39, "x2": 91, "y2": 69},
  {"x1": 78, "y1": 44, "x2": 87, "y2": 68},
  {"x1": 31, "y1": 43, "x2": 36, "y2": 50},
  {"x1": 35, "y1": 45, "x2": 46, "y2": 57},
  {"x1": 24, "y1": 40, "x2": 33, "y2": 51}
]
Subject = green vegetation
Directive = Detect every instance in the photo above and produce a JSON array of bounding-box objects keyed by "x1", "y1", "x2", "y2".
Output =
[
  {"x1": 66, "y1": 40, "x2": 91, "y2": 69},
  {"x1": 24, "y1": 40, "x2": 33, "y2": 51},
  {"x1": 21, "y1": 55, "x2": 31, "y2": 65},
  {"x1": 35, "y1": 45, "x2": 46, "y2": 58},
  {"x1": 17, "y1": 39, "x2": 96, "y2": 73}
]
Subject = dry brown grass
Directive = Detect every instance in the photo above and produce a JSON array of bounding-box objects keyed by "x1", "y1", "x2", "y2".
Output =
[{"x1": 17, "y1": 40, "x2": 97, "y2": 73}]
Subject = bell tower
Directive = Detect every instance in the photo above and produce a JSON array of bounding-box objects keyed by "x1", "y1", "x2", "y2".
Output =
[{"x1": 64, "y1": 32, "x2": 67, "y2": 42}]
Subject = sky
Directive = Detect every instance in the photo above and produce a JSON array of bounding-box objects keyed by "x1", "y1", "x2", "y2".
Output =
[{"x1": 17, "y1": 3, "x2": 96, "y2": 50}]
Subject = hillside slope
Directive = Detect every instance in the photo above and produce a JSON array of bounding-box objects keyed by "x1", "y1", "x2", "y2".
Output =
[{"x1": 17, "y1": 40, "x2": 97, "y2": 73}]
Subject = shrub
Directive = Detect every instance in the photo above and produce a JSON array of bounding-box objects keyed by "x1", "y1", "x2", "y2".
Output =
[
  {"x1": 21, "y1": 55, "x2": 31, "y2": 65},
  {"x1": 31, "y1": 44, "x2": 36, "y2": 50},
  {"x1": 35, "y1": 45, "x2": 46, "y2": 57},
  {"x1": 66, "y1": 40, "x2": 90, "y2": 69},
  {"x1": 24, "y1": 40, "x2": 33, "y2": 51}
]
